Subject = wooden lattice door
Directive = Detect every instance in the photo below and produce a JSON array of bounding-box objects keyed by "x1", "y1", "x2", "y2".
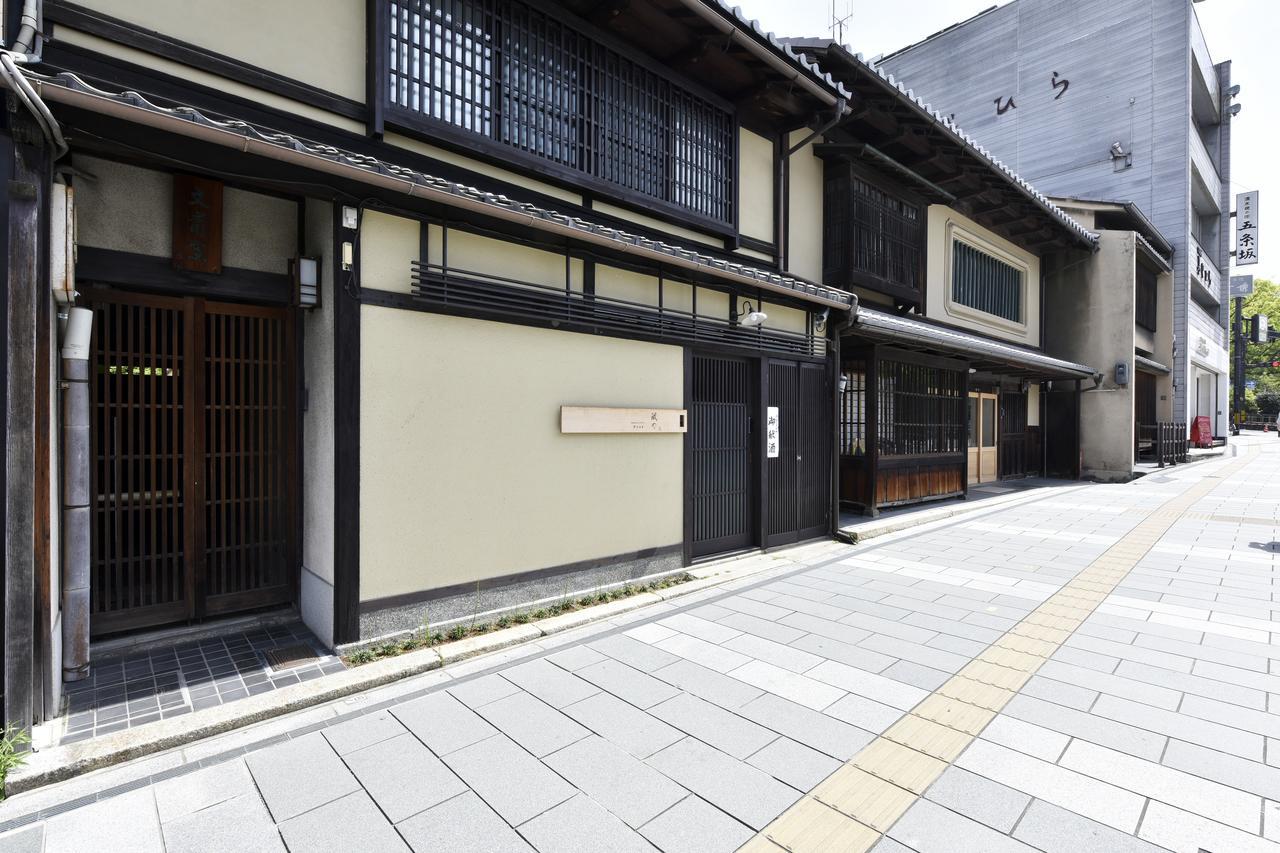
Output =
[{"x1": 89, "y1": 291, "x2": 295, "y2": 637}]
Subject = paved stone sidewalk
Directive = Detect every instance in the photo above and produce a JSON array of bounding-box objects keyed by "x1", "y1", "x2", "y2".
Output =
[{"x1": 1, "y1": 436, "x2": 1278, "y2": 852}]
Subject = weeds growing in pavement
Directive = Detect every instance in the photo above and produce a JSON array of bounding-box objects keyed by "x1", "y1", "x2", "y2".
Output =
[{"x1": 341, "y1": 573, "x2": 692, "y2": 666}]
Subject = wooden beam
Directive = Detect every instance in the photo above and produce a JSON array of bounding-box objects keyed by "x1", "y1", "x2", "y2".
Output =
[
  {"x1": 3, "y1": 110, "x2": 43, "y2": 736},
  {"x1": 332, "y1": 202, "x2": 361, "y2": 645}
]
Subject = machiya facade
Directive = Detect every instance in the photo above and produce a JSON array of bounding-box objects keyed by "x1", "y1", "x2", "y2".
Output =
[
  {"x1": 876, "y1": 0, "x2": 1234, "y2": 438},
  {"x1": 0, "y1": 0, "x2": 1100, "y2": 734}
]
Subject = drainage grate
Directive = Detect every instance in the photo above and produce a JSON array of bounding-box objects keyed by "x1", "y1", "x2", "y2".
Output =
[{"x1": 263, "y1": 643, "x2": 321, "y2": 671}]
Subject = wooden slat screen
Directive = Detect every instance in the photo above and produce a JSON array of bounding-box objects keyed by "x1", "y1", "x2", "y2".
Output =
[
  {"x1": 823, "y1": 163, "x2": 923, "y2": 298},
  {"x1": 952, "y1": 240, "x2": 1023, "y2": 322},
  {"x1": 385, "y1": 0, "x2": 735, "y2": 224},
  {"x1": 203, "y1": 305, "x2": 293, "y2": 615},
  {"x1": 1136, "y1": 262, "x2": 1158, "y2": 333},
  {"x1": 689, "y1": 353, "x2": 753, "y2": 557},
  {"x1": 90, "y1": 295, "x2": 189, "y2": 634},
  {"x1": 876, "y1": 359, "x2": 966, "y2": 457}
]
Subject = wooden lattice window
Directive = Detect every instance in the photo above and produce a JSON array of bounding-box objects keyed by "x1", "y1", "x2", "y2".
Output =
[
  {"x1": 823, "y1": 162, "x2": 923, "y2": 300},
  {"x1": 952, "y1": 240, "x2": 1023, "y2": 323},
  {"x1": 840, "y1": 363, "x2": 868, "y2": 457},
  {"x1": 876, "y1": 359, "x2": 965, "y2": 457},
  {"x1": 385, "y1": 0, "x2": 735, "y2": 225}
]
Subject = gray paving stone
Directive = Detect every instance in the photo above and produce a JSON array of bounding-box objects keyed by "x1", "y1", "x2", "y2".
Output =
[
  {"x1": 392, "y1": 690, "x2": 497, "y2": 756},
  {"x1": 0, "y1": 825, "x2": 42, "y2": 853},
  {"x1": 715, "y1": 611, "x2": 806, "y2": 644},
  {"x1": 650, "y1": 693, "x2": 777, "y2": 759},
  {"x1": 1018, "y1": 674, "x2": 1100, "y2": 711},
  {"x1": 922, "y1": 630, "x2": 990, "y2": 658},
  {"x1": 1036, "y1": 660, "x2": 1183, "y2": 710},
  {"x1": 1001, "y1": 695, "x2": 1166, "y2": 762},
  {"x1": 823, "y1": 691, "x2": 903, "y2": 734},
  {"x1": 448, "y1": 672, "x2": 524, "y2": 707},
  {"x1": 1012, "y1": 798, "x2": 1168, "y2": 853},
  {"x1": 889, "y1": 798, "x2": 1037, "y2": 853},
  {"x1": 651, "y1": 659, "x2": 764, "y2": 710},
  {"x1": 1162, "y1": 739, "x2": 1280, "y2": 801},
  {"x1": 589, "y1": 634, "x2": 682, "y2": 673},
  {"x1": 778, "y1": 612, "x2": 877, "y2": 648},
  {"x1": 441, "y1": 734, "x2": 576, "y2": 825},
  {"x1": 474, "y1": 690, "x2": 590, "y2": 757},
  {"x1": 737, "y1": 692, "x2": 873, "y2": 760},
  {"x1": 278, "y1": 791, "x2": 409, "y2": 853},
  {"x1": 923, "y1": 766, "x2": 1030, "y2": 833},
  {"x1": 789, "y1": 633, "x2": 896, "y2": 673},
  {"x1": 646, "y1": 738, "x2": 799, "y2": 830},
  {"x1": 1115, "y1": 659, "x2": 1267, "y2": 709},
  {"x1": 722, "y1": 633, "x2": 824, "y2": 673},
  {"x1": 869, "y1": 839, "x2": 917, "y2": 853},
  {"x1": 746, "y1": 736, "x2": 840, "y2": 791},
  {"x1": 344, "y1": 732, "x2": 467, "y2": 823},
  {"x1": 44, "y1": 788, "x2": 162, "y2": 853},
  {"x1": 160, "y1": 793, "x2": 285, "y2": 853},
  {"x1": 398, "y1": 792, "x2": 532, "y2": 853},
  {"x1": 519, "y1": 793, "x2": 656, "y2": 852},
  {"x1": 882, "y1": 659, "x2": 951, "y2": 691},
  {"x1": 638, "y1": 795, "x2": 754, "y2": 853},
  {"x1": 658, "y1": 613, "x2": 742, "y2": 644},
  {"x1": 322, "y1": 709, "x2": 408, "y2": 755},
  {"x1": 1180, "y1": 692, "x2": 1280, "y2": 739},
  {"x1": 1092, "y1": 693, "x2": 1264, "y2": 760},
  {"x1": 152, "y1": 758, "x2": 257, "y2": 824},
  {"x1": 543, "y1": 735, "x2": 686, "y2": 828},
  {"x1": 244, "y1": 732, "x2": 360, "y2": 823},
  {"x1": 562, "y1": 691, "x2": 685, "y2": 759},
  {"x1": 501, "y1": 658, "x2": 599, "y2": 708},
  {"x1": 902, "y1": 612, "x2": 1003, "y2": 644},
  {"x1": 718, "y1": 595, "x2": 797, "y2": 622},
  {"x1": 575, "y1": 658, "x2": 681, "y2": 709}
]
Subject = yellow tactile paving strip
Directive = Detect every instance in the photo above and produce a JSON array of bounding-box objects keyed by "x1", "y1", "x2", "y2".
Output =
[{"x1": 744, "y1": 447, "x2": 1258, "y2": 852}]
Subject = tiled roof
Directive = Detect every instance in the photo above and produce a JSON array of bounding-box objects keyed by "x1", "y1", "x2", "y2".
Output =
[
  {"x1": 783, "y1": 39, "x2": 1098, "y2": 250},
  {"x1": 856, "y1": 307, "x2": 1098, "y2": 379},
  {"x1": 26, "y1": 69, "x2": 856, "y2": 310},
  {"x1": 701, "y1": 0, "x2": 852, "y2": 100}
]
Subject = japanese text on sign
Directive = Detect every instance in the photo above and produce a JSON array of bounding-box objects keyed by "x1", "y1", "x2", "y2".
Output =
[
  {"x1": 1236, "y1": 191, "x2": 1259, "y2": 267},
  {"x1": 766, "y1": 406, "x2": 780, "y2": 459}
]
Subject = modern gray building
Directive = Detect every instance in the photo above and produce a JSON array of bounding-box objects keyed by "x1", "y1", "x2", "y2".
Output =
[{"x1": 877, "y1": 0, "x2": 1233, "y2": 436}]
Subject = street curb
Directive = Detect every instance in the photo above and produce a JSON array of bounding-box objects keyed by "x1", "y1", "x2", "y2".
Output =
[
  {"x1": 837, "y1": 484, "x2": 1084, "y2": 544},
  {"x1": 5, "y1": 545, "x2": 813, "y2": 795}
]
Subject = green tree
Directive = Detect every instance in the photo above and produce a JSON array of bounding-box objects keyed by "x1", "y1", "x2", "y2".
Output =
[{"x1": 1231, "y1": 278, "x2": 1280, "y2": 396}]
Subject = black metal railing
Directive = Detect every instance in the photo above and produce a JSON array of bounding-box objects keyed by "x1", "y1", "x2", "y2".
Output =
[{"x1": 1135, "y1": 422, "x2": 1188, "y2": 468}]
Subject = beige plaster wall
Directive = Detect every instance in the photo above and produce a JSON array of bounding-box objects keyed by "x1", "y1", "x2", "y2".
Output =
[
  {"x1": 740, "y1": 129, "x2": 775, "y2": 244},
  {"x1": 69, "y1": 0, "x2": 365, "y2": 102},
  {"x1": 358, "y1": 309, "x2": 684, "y2": 601},
  {"x1": 786, "y1": 131, "x2": 823, "y2": 283},
  {"x1": 926, "y1": 206, "x2": 1041, "y2": 347},
  {"x1": 52, "y1": 29, "x2": 364, "y2": 133},
  {"x1": 360, "y1": 211, "x2": 420, "y2": 294},
  {"x1": 74, "y1": 155, "x2": 296, "y2": 276},
  {"x1": 385, "y1": 133, "x2": 583, "y2": 206}
]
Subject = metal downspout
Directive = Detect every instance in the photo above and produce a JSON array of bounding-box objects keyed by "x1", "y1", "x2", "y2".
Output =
[{"x1": 60, "y1": 307, "x2": 91, "y2": 681}]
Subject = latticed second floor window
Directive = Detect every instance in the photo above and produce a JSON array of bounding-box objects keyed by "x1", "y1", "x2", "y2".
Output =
[
  {"x1": 823, "y1": 162, "x2": 923, "y2": 299},
  {"x1": 385, "y1": 0, "x2": 735, "y2": 225},
  {"x1": 951, "y1": 240, "x2": 1023, "y2": 323}
]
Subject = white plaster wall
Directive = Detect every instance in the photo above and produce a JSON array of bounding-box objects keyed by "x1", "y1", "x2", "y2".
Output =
[
  {"x1": 786, "y1": 131, "x2": 823, "y2": 283},
  {"x1": 739, "y1": 128, "x2": 775, "y2": 244}
]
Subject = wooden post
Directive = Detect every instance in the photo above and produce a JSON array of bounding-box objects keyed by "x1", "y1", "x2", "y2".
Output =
[
  {"x1": 332, "y1": 204, "x2": 361, "y2": 644},
  {"x1": 4, "y1": 112, "x2": 45, "y2": 735}
]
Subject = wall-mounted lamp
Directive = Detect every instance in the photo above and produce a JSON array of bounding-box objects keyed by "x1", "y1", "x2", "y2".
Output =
[
  {"x1": 736, "y1": 300, "x2": 768, "y2": 328},
  {"x1": 1229, "y1": 103, "x2": 1242, "y2": 117},
  {"x1": 293, "y1": 256, "x2": 321, "y2": 308},
  {"x1": 967, "y1": 367, "x2": 977, "y2": 374},
  {"x1": 839, "y1": 373, "x2": 850, "y2": 393},
  {"x1": 815, "y1": 308, "x2": 830, "y2": 333}
]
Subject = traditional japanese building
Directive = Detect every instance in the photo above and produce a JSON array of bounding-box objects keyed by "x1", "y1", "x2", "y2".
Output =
[
  {"x1": 786, "y1": 40, "x2": 1100, "y2": 515},
  {"x1": 0, "y1": 0, "x2": 865, "y2": 732},
  {"x1": 0, "y1": 0, "x2": 1104, "y2": 739},
  {"x1": 876, "y1": 0, "x2": 1234, "y2": 438}
]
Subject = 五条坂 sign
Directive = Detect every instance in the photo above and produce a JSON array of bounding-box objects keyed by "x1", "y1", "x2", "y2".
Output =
[{"x1": 172, "y1": 174, "x2": 223, "y2": 274}]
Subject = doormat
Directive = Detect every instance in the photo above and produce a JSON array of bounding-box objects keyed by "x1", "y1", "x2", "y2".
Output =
[{"x1": 263, "y1": 643, "x2": 321, "y2": 671}]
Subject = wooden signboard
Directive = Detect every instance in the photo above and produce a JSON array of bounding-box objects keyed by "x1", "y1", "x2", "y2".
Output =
[
  {"x1": 172, "y1": 174, "x2": 223, "y2": 273},
  {"x1": 560, "y1": 406, "x2": 687, "y2": 434}
]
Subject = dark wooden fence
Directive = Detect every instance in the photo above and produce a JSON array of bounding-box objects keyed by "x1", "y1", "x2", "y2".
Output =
[{"x1": 1135, "y1": 422, "x2": 1189, "y2": 468}]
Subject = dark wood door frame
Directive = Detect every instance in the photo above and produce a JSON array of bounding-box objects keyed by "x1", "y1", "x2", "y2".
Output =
[{"x1": 85, "y1": 287, "x2": 298, "y2": 637}]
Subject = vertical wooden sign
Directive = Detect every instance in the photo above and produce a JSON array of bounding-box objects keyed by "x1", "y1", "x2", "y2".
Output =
[{"x1": 172, "y1": 174, "x2": 223, "y2": 273}]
